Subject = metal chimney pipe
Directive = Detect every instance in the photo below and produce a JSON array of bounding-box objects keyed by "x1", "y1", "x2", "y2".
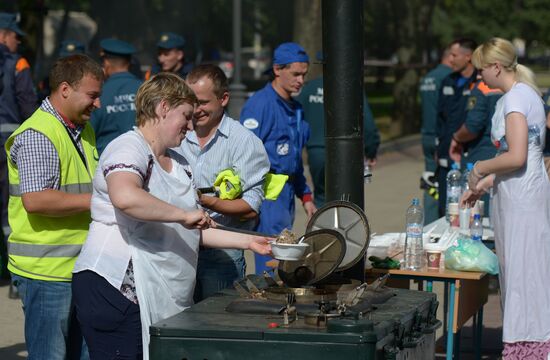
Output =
[{"x1": 322, "y1": 0, "x2": 365, "y2": 280}]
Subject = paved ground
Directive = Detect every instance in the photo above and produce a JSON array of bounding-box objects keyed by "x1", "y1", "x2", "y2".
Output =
[{"x1": 0, "y1": 136, "x2": 503, "y2": 359}]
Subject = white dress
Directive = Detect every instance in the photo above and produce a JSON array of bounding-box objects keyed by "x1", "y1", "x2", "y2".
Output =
[{"x1": 490, "y1": 83, "x2": 550, "y2": 343}]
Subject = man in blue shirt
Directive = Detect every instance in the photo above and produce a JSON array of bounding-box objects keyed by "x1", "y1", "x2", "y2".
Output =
[
  {"x1": 295, "y1": 76, "x2": 380, "y2": 208},
  {"x1": 419, "y1": 47, "x2": 452, "y2": 224},
  {"x1": 436, "y1": 38, "x2": 478, "y2": 217},
  {"x1": 179, "y1": 64, "x2": 269, "y2": 300},
  {"x1": 241, "y1": 42, "x2": 316, "y2": 274},
  {"x1": 91, "y1": 38, "x2": 142, "y2": 154}
]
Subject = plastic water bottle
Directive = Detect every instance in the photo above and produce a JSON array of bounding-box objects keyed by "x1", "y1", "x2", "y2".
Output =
[
  {"x1": 462, "y1": 162, "x2": 474, "y2": 192},
  {"x1": 404, "y1": 198, "x2": 424, "y2": 270},
  {"x1": 446, "y1": 162, "x2": 462, "y2": 223},
  {"x1": 470, "y1": 214, "x2": 483, "y2": 241}
]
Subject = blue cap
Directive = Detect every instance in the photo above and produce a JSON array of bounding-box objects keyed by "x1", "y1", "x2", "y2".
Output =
[
  {"x1": 100, "y1": 38, "x2": 136, "y2": 56},
  {"x1": 0, "y1": 12, "x2": 25, "y2": 36},
  {"x1": 157, "y1": 32, "x2": 185, "y2": 50},
  {"x1": 466, "y1": 162, "x2": 474, "y2": 171},
  {"x1": 273, "y1": 42, "x2": 309, "y2": 65},
  {"x1": 59, "y1": 40, "x2": 85, "y2": 57}
]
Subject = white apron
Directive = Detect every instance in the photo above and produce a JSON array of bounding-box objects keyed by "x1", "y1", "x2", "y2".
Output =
[{"x1": 126, "y1": 146, "x2": 200, "y2": 359}]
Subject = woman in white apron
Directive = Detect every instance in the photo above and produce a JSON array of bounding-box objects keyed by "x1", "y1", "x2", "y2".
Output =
[
  {"x1": 72, "y1": 73, "x2": 272, "y2": 360},
  {"x1": 462, "y1": 38, "x2": 550, "y2": 359}
]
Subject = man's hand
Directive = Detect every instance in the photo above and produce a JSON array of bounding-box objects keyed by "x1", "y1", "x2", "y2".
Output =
[
  {"x1": 303, "y1": 201, "x2": 317, "y2": 219},
  {"x1": 449, "y1": 138, "x2": 463, "y2": 164},
  {"x1": 366, "y1": 157, "x2": 377, "y2": 168}
]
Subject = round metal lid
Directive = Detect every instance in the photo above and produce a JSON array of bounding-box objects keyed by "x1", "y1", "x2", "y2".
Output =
[
  {"x1": 306, "y1": 201, "x2": 371, "y2": 271},
  {"x1": 278, "y1": 229, "x2": 346, "y2": 288}
]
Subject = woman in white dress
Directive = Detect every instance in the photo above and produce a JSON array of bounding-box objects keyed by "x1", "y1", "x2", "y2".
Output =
[
  {"x1": 462, "y1": 37, "x2": 550, "y2": 359},
  {"x1": 72, "y1": 73, "x2": 272, "y2": 360}
]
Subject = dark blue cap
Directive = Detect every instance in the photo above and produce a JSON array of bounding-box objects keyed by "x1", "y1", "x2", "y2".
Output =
[
  {"x1": 157, "y1": 32, "x2": 185, "y2": 50},
  {"x1": 273, "y1": 42, "x2": 309, "y2": 65},
  {"x1": 100, "y1": 38, "x2": 136, "y2": 56},
  {"x1": 59, "y1": 40, "x2": 85, "y2": 57},
  {"x1": 0, "y1": 12, "x2": 25, "y2": 36}
]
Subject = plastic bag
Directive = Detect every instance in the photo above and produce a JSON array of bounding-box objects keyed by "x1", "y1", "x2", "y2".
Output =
[{"x1": 444, "y1": 237, "x2": 499, "y2": 275}]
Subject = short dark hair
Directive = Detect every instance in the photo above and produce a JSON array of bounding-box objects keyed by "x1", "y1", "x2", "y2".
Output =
[
  {"x1": 186, "y1": 64, "x2": 228, "y2": 98},
  {"x1": 49, "y1": 54, "x2": 104, "y2": 91},
  {"x1": 451, "y1": 38, "x2": 477, "y2": 53}
]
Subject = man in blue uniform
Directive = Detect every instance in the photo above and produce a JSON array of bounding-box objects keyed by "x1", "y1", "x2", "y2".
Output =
[
  {"x1": 145, "y1": 32, "x2": 193, "y2": 80},
  {"x1": 0, "y1": 13, "x2": 38, "y2": 286},
  {"x1": 241, "y1": 42, "x2": 317, "y2": 274},
  {"x1": 419, "y1": 47, "x2": 452, "y2": 224},
  {"x1": 91, "y1": 38, "x2": 142, "y2": 154},
  {"x1": 449, "y1": 79, "x2": 501, "y2": 215},
  {"x1": 295, "y1": 75, "x2": 380, "y2": 208},
  {"x1": 436, "y1": 38, "x2": 477, "y2": 217}
]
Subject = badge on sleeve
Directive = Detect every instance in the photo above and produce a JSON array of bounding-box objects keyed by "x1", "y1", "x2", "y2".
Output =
[
  {"x1": 443, "y1": 86, "x2": 454, "y2": 95},
  {"x1": 277, "y1": 142, "x2": 289, "y2": 155},
  {"x1": 243, "y1": 118, "x2": 259, "y2": 130},
  {"x1": 467, "y1": 96, "x2": 477, "y2": 110}
]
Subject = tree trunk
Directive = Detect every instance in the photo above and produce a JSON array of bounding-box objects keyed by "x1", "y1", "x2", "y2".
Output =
[
  {"x1": 293, "y1": 0, "x2": 322, "y2": 79},
  {"x1": 390, "y1": 0, "x2": 436, "y2": 136}
]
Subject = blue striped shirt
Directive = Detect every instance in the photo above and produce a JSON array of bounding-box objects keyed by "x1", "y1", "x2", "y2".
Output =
[{"x1": 177, "y1": 113, "x2": 270, "y2": 229}]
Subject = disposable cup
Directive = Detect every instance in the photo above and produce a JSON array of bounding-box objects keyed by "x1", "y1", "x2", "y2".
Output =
[
  {"x1": 426, "y1": 251, "x2": 442, "y2": 269},
  {"x1": 448, "y1": 203, "x2": 459, "y2": 228}
]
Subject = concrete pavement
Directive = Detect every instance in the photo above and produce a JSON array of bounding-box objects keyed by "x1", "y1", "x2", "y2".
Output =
[{"x1": 0, "y1": 137, "x2": 503, "y2": 359}]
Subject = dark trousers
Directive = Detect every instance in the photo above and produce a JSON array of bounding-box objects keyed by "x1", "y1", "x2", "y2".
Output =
[{"x1": 72, "y1": 271, "x2": 142, "y2": 360}]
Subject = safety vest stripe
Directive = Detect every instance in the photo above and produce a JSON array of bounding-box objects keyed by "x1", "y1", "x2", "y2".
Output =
[
  {"x1": 9, "y1": 183, "x2": 93, "y2": 196},
  {"x1": 8, "y1": 259, "x2": 71, "y2": 281},
  {"x1": 0, "y1": 123, "x2": 20, "y2": 133},
  {"x1": 9, "y1": 242, "x2": 82, "y2": 258}
]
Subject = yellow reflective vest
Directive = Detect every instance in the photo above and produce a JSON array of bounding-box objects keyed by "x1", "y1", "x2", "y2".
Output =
[{"x1": 5, "y1": 109, "x2": 98, "y2": 281}]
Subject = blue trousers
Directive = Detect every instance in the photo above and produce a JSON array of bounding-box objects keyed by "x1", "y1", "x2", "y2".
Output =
[
  {"x1": 12, "y1": 273, "x2": 88, "y2": 360},
  {"x1": 194, "y1": 248, "x2": 245, "y2": 302}
]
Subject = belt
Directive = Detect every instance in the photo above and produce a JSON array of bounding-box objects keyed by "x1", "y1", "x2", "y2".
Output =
[{"x1": 269, "y1": 170, "x2": 294, "y2": 183}]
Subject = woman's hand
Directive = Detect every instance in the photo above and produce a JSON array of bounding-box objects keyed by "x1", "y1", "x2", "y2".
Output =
[
  {"x1": 460, "y1": 189, "x2": 482, "y2": 209},
  {"x1": 468, "y1": 162, "x2": 485, "y2": 191},
  {"x1": 180, "y1": 209, "x2": 211, "y2": 230},
  {"x1": 247, "y1": 236, "x2": 273, "y2": 256},
  {"x1": 476, "y1": 174, "x2": 494, "y2": 193}
]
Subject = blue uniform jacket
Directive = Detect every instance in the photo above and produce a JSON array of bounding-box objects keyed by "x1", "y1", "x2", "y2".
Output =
[
  {"x1": 462, "y1": 80, "x2": 501, "y2": 165},
  {"x1": 0, "y1": 44, "x2": 38, "y2": 144},
  {"x1": 436, "y1": 70, "x2": 478, "y2": 162},
  {"x1": 240, "y1": 83, "x2": 312, "y2": 199},
  {"x1": 419, "y1": 64, "x2": 452, "y2": 172},
  {"x1": 90, "y1": 72, "x2": 142, "y2": 154}
]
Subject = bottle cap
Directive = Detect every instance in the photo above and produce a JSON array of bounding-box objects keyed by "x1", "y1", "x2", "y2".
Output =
[
  {"x1": 473, "y1": 213, "x2": 481, "y2": 221},
  {"x1": 412, "y1": 198, "x2": 420, "y2": 206}
]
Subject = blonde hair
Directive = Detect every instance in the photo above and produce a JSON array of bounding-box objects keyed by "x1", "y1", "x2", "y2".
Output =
[
  {"x1": 135, "y1": 72, "x2": 197, "y2": 126},
  {"x1": 472, "y1": 37, "x2": 541, "y2": 96}
]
